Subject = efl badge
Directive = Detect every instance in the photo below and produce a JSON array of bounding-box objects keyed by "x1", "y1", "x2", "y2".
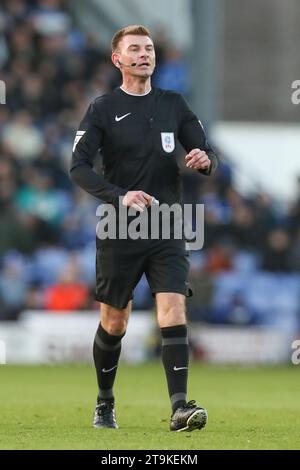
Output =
[{"x1": 161, "y1": 132, "x2": 175, "y2": 153}]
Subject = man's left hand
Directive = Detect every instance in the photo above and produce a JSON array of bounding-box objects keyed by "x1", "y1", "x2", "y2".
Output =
[{"x1": 185, "y1": 149, "x2": 211, "y2": 170}]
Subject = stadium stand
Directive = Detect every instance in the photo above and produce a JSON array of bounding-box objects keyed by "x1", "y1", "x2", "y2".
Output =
[{"x1": 0, "y1": 0, "x2": 299, "y2": 335}]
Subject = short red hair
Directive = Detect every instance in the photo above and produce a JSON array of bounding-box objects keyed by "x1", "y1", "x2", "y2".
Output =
[{"x1": 111, "y1": 25, "x2": 152, "y2": 52}]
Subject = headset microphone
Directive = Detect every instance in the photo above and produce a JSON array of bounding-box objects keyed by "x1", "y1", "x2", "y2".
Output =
[{"x1": 118, "y1": 60, "x2": 137, "y2": 68}]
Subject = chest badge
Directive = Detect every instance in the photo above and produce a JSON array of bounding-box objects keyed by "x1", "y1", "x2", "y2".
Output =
[{"x1": 161, "y1": 132, "x2": 175, "y2": 153}]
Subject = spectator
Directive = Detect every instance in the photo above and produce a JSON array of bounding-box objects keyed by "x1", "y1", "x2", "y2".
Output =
[
  {"x1": 44, "y1": 257, "x2": 90, "y2": 311},
  {"x1": 153, "y1": 47, "x2": 190, "y2": 95},
  {"x1": 262, "y1": 228, "x2": 292, "y2": 272}
]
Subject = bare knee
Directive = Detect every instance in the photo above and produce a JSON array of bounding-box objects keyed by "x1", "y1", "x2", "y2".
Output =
[
  {"x1": 158, "y1": 306, "x2": 186, "y2": 328},
  {"x1": 101, "y1": 312, "x2": 128, "y2": 336},
  {"x1": 156, "y1": 294, "x2": 186, "y2": 328},
  {"x1": 100, "y1": 303, "x2": 130, "y2": 336}
]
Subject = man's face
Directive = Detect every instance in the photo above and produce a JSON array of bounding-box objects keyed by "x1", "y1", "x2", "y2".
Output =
[{"x1": 116, "y1": 34, "x2": 156, "y2": 77}]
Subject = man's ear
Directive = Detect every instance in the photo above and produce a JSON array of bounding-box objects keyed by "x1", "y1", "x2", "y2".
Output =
[{"x1": 111, "y1": 53, "x2": 121, "y2": 69}]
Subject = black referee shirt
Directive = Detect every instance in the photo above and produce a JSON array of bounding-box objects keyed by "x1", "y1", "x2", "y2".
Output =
[{"x1": 70, "y1": 87, "x2": 218, "y2": 207}]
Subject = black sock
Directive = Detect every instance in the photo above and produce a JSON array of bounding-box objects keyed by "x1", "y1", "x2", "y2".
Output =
[
  {"x1": 93, "y1": 323, "x2": 125, "y2": 402},
  {"x1": 161, "y1": 324, "x2": 189, "y2": 413}
]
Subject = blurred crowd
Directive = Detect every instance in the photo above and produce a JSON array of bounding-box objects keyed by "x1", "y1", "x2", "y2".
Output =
[{"x1": 0, "y1": 0, "x2": 300, "y2": 331}]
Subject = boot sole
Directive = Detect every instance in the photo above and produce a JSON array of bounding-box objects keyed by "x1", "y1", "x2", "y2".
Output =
[{"x1": 176, "y1": 408, "x2": 208, "y2": 432}]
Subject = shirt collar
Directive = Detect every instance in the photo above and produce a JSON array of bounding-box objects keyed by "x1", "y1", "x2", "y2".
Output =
[{"x1": 120, "y1": 86, "x2": 152, "y2": 97}]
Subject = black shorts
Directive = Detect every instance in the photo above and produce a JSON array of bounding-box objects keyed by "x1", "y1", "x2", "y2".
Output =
[{"x1": 95, "y1": 238, "x2": 192, "y2": 309}]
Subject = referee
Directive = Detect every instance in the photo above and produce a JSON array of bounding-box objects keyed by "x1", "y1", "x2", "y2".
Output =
[{"x1": 70, "y1": 25, "x2": 218, "y2": 432}]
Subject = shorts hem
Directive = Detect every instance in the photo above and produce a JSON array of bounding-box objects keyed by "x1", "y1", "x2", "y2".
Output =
[
  {"x1": 151, "y1": 288, "x2": 193, "y2": 298},
  {"x1": 94, "y1": 294, "x2": 133, "y2": 309}
]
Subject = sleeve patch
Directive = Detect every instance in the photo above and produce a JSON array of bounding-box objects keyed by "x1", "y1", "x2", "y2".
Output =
[{"x1": 73, "y1": 131, "x2": 86, "y2": 152}]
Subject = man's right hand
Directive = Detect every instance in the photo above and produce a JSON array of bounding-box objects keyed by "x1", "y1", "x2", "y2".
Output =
[{"x1": 122, "y1": 191, "x2": 154, "y2": 212}]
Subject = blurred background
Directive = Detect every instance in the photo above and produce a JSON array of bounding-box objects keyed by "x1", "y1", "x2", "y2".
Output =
[{"x1": 0, "y1": 0, "x2": 300, "y2": 365}]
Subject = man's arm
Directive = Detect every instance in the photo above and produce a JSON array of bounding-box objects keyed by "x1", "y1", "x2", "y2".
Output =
[
  {"x1": 70, "y1": 100, "x2": 155, "y2": 211},
  {"x1": 69, "y1": 100, "x2": 126, "y2": 206},
  {"x1": 177, "y1": 95, "x2": 218, "y2": 176}
]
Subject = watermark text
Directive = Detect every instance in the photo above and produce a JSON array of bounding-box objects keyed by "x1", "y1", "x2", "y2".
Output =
[
  {"x1": 96, "y1": 199, "x2": 205, "y2": 250},
  {"x1": 0, "y1": 340, "x2": 6, "y2": 365},
  {"x1": 291, "y1": 339, "x2": 300, "y2": 365},
  {"x1": 0, "y1": 80, "x2": 6, "y2": 104},
  {"x1": 291, "y1": 80, "x2": 300, "y2": 105}
]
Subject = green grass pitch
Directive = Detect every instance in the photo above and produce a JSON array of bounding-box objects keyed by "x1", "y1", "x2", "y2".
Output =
[{"x1": 0, "y1": 363, "x2": 299, "y2": 450}]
